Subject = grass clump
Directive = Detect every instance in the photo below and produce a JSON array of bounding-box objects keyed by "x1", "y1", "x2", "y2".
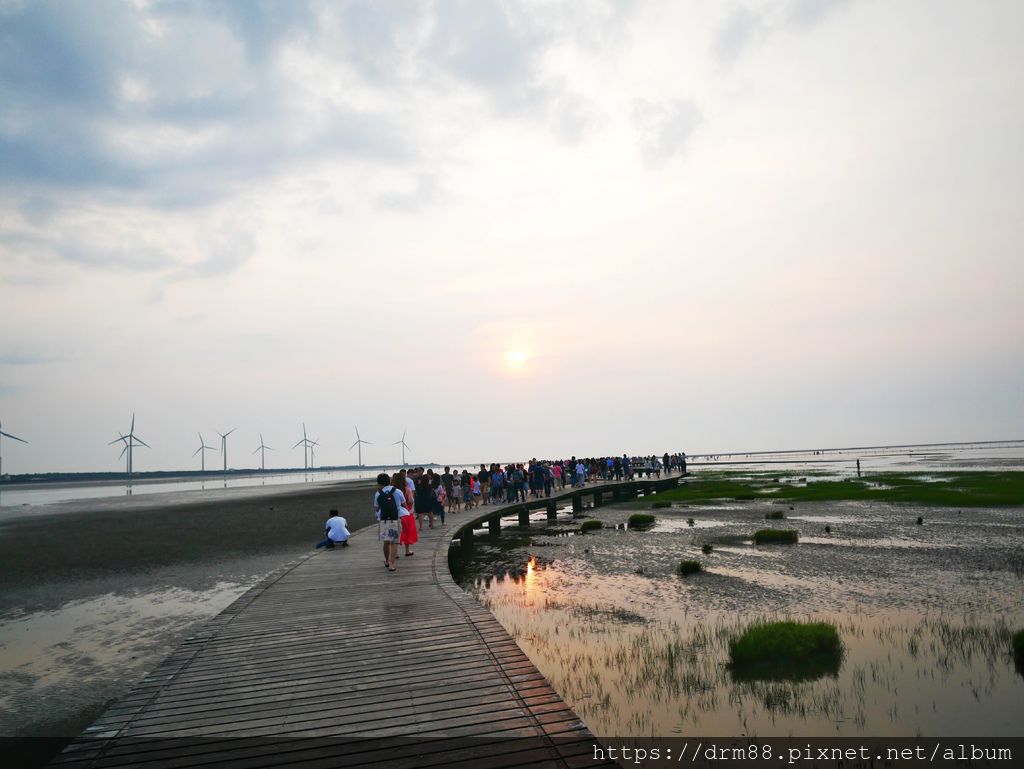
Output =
[
  {"x1": 678, "y1": 559, "x2": 702, "y2": 576},
  {"x1": 651, "y1": 500, "x2": 672, "y2": 509},
  {"x1": 628, "y1": 513, "x2": 656, "y2": 529},
  {"x1": 754, "y1": 529, "x2": 799, "y2": 545},
  {"x1": 701, "y1": 543, "x2": 713, "y2": 555},
  {"x1": 1013, "y1": 629, "x2": 1024, "y2": 665},
  {"x1": 766, "y1": 510, "x2": 785, "y2": 520},
  {"x1": 729, "y1": 621, "x2": 842, "y2": 681},
  {"x1": 687, "y1": 518, "x2": 696, "y2": 527},
  {"x1": 580, "y1": 519, "x2": 602, "y2": 533}
]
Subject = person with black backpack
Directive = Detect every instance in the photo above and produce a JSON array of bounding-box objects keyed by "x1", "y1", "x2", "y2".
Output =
[{"x1": 375, "y1": 472, "x2": 407, "y2": 571}]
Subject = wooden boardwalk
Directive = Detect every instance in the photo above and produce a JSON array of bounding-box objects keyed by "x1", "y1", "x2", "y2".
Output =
[{"x1": 53, "y1": 477, "x2": 680, "y2": 769}]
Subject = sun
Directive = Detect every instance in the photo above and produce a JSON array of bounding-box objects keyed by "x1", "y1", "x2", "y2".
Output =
[{"x1": 503, "y1": 349, "x2": 529, "y2": 371}]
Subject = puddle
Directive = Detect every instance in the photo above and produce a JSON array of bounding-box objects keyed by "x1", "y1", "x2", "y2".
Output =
[{"x1": 452, "y1": 501, "x2": 1024, "y2": 737}]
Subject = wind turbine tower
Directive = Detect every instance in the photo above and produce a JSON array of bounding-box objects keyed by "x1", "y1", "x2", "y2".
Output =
[
  {"x1": 253, "y1": 433, "x2": 274, "y2": 471},
  {"x1": 292, "y1": 423, "x2": 316, "y2": 470},
  {"x1": 217, "y1": 428, "x2": 236, "y2": 474},
  {"x1": 349, "y1": 427, "x2": 372, "y2": 467},
  {"x1": 0, "y1": 419, "x2": 28, "y2": 477},
  {"x1": 109, "y1": 413, "x2": 149, "y2": 482},
  {"x1": 392, "y1": 429, "x2": 410, "y2": 466},
  {"x1": 193, "y1": 432, "x2": 217, "y2": 472}
]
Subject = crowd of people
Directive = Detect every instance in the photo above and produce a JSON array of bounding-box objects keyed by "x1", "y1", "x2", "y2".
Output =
[{"x1": 317, "y1": 452, "x2": 688, "y2": 572}]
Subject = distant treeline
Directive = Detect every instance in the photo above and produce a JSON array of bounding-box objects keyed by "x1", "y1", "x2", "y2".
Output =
[{"x1": 0, "y1": 466, "x2": 397, "y2": 485}]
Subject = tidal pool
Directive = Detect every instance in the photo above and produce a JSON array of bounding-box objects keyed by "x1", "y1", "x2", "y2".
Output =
[{"x1": 451, "y1": 500, "x2": 1024, "y2": 737}]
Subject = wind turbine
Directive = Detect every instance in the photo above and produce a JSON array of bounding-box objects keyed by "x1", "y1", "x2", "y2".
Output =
[
  {"x1": 253, "y1": 433, "x2": 274, "y2": 471},
  {"x1": 193, "y1": 432, "x2": 216, "y2": 472},
  {"x1": 0, "y1": 419, "x2": 28, "y2": 477},
  {"x1": 349, "y1": 427, "x2": 371, "y2": 467},
  {"x1": 392, "y1": 429, "x2": 410, "y2": 466},
  {"x1": 292, "y1": 423, "x2": 316, "y2": 470},
  {"x1": 217, "y1": 428, "x2": 236, "y2": 474},
  {"x1": 109, "y1": 413, "x2": 149, "y2": 482},
  {"x1": 308, "y1": 438, "x2": 320, "y2": 469}
]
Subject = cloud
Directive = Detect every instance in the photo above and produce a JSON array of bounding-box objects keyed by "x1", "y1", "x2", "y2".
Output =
[
  {"x1": 0, "y1": 0, "x2": 635, "y2": 280},
  {"x1": 376, "y1": 173, "x2": 440, "y2": 212},
  {"x1": 632, "y1": 99, "x2": 701, "y2": 163},
  {"x1": 712, "y1": 0, "x2": 855, "y2": 64},
  {"x1": 713, "y1": 6, "x2": 765, "y2": 65}
]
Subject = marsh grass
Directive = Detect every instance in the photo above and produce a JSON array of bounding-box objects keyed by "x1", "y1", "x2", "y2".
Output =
[
  {"x1": 580, "y1": 519, "x2": 602, "y2": 533},
  {"x1": 766, "y1": 510, "x2": 785, "y2": 520},
  {"x1": 701, "y1": 543, "x2": 713, "y2": 555},
  {"x1": 628, "y1": 513, "x2": 656, "y2": 529},
  {"x1": 678, "y1": 559, "x2": 702, "y2": 576},
  {"x1": 651, "y1": 500, "x2": 672, "y2": 509},
  {"x1": 645, "y1": 471, "x2": 1024, "y2": 507},
  {"x1": 754, "y1": 528, "x2": 799, "y2": 545},
  {"x1": 729, "y1": 621, "x2": 842, "y2": 682}
]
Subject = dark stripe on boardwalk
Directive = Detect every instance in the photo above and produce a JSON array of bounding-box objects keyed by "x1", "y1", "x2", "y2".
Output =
[{"x1": 54, "y1": 479, "x2": 679, "y2": 768}]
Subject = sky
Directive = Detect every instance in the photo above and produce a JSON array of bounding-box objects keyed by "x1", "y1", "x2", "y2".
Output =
[{"x1": 1, "y1": 0, "x2": 1022, "y2": 474}]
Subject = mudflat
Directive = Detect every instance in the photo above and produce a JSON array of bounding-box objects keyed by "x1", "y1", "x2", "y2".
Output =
[{"x1": 0, "y1": 480, "x2": 383, "y2": 742}]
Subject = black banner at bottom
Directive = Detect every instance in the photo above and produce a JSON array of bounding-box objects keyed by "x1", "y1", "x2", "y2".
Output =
[{"x1": 3, "y1": 735, "x2": 1022, "y2": 769}]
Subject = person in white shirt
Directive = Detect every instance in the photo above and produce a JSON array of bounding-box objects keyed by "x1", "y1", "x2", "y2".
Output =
[
  {"x1": 315, "y1": 510, "x2": 350, "y2": 549},
  {"x1": 375, "y1": 472, "x2": 407, "y2": 572}
]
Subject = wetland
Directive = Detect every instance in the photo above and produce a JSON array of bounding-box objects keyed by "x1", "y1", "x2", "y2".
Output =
[{"x1": 450, "y1": 472, "x2": 1024, "y2": 737}]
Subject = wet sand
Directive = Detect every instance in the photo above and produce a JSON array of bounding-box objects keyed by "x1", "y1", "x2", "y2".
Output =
[{"x1": 0, "y1": 480, "x2": 382, "y2": 742}]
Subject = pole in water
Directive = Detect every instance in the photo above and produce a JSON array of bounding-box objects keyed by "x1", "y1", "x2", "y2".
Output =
[{"x1": 856, "y1": 459, "x2": 861, "y2": 477}]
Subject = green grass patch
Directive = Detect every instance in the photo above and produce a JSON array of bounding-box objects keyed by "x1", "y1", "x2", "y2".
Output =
[
  {"x1": 766, "y1": 510, "x2": 785, "y2": 520},
  {"x1": 729, "y1": 621, "x2": 842, "y2": 681},
  {"x1": 754, "y1": 529, "x2": 799, "y2": 545},
  {"x1": 1013, "y1": 629, "x2": 1024, "y2": 662},
  {"x1": 639, "y1": 471, "x2": 1024, "y2": 507},
  {"x1": 651, "y1": 500, "x2": 672, "y2": 509},
  {"x1": 677, "y1": 559, "x2": 702, "y2": 576},
  {"x1": 628, "y1": 513, "x2": 656, "y2": 529},
  {"x1": 580, "y1": 519, "x2": 602, "y2": 533}
]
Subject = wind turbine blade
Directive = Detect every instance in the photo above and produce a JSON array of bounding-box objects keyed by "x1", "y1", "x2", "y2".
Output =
[
  {"x1": 131, "y1": 413, "x2": 135, "y2": 433},
  {"x1": 252, "y1": 446, "x2": 261, "y2": 454},
  {"x1": 109, "y1": 435, "x2": 126, "y2": 445},
  {"x1": 0, "y1": 431, "x2": 28, "y2": 443},
  {"x1": 355, "y1": 427, "x2": 360, "y2": 440},
  {"x1": 392, "y1": 440, "x2": 402, "y2": 445},
  {"x1": 134, "y1": 436, "x2": 151, "y2": 448},
  {"x1": 193, "y1": 446, "x2": 203, "y2": 457},
  {"x1": 119, "y1": 444, "x2": 128, "y2": 459},
  {"x1": 364, "y1": 441, "x2": 373, "y2": 445},
  {"x1": 226, "y1": 428, "x2": 236, "y2": 437},
  {"x1": 292, "y1": 438, "x2": 305, "y2": 448},
  {"x1": 349, "y1": 440, "x2": 359, "y2": 450}
]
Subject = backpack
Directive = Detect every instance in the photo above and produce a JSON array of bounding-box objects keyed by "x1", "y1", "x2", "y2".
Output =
[{"x1": 378, "y1": 487, "x2": 400, "y2": 521}]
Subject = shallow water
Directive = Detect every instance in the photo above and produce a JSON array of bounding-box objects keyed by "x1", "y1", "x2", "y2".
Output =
[
  {"x1": 0, "y1": 566, "x2": 280, "y2": 736},
  {"x1": 453, "y1": 501, "x2": 1024, "y2": 737}
]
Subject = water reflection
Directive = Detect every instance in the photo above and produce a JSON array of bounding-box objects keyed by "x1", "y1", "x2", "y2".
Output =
[{"x1": 453, "y1": 502, "x2": 1024, "y2": 737}]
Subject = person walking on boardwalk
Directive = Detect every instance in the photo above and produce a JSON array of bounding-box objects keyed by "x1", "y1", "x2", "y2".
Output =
[
  {"x1": 375, "y1": 472, "x2": 406, "y2": 571},
  {"x1": 414, "y1": 474, "x2": 436, "y2": 530},
  {"x1": 394, "y1": 471, "x2": 417, "y2": 558}
]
